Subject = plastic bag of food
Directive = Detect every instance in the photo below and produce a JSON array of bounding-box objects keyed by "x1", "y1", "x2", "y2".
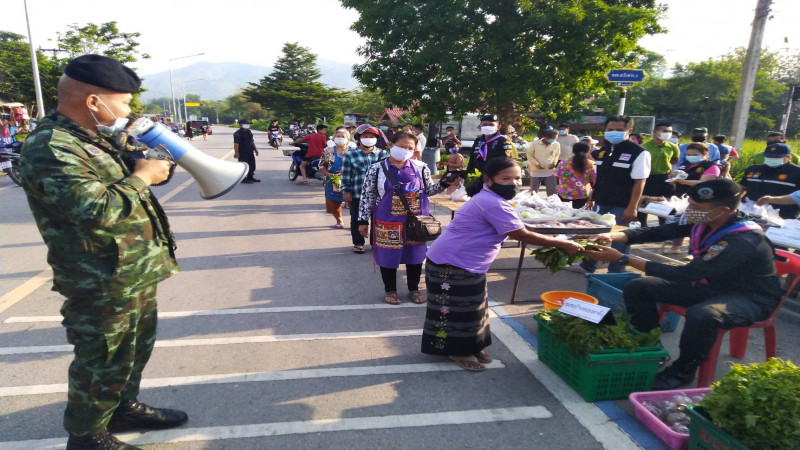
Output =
[{"x1": 450, "y1": 184, "x2": 469, "y2": 202}]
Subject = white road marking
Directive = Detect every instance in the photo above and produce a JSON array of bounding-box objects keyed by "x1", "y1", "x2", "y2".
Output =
[
  {"x1": 0, "y1": 329, "x2": 423, "y2": 355},
  {"x1": 3, "y1": 302, "x2": 425, "y2": 324},
  {"x1": 0, "y1": 268, "x2": 52, "y2": 314},
  {"x1": 0, "y1": 360, "x2": 506, "y2": 397},
  {"x1": 0, "y1": 406, "x2": 551, "y2": 449},
  {"x1": 486, "y1": 307, "x2": 640, "y2": 450}
]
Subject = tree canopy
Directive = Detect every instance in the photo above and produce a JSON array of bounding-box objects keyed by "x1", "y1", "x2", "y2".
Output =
[
  {"x1": 243, "y1": 42, "x2": 340, "y2": 124},
  {"x1": 341, "y1": 0, "x2": 664, "y2": 124}
]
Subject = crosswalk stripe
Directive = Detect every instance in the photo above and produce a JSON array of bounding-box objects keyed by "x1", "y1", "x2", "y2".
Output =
[
  {"x1": 0, "y1": 329, "x2": 422, "y2": 355},
  {"x1": 3, "y1": 303, "x2": 426, "y2": 324},
  {"x1": 0, "y1": 360, "x2": 506, "y2": 397},
  {"x1": 0, "y1": 406, "x2": 552, "y2": 449}
]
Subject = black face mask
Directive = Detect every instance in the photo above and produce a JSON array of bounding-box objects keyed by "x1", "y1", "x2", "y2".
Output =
[
  {"x1": 489, "y1": 182, "x2": 519, "y2": 200},
  {"x1": 691, "y1": 136, "x2": 706, "y2": 143}
]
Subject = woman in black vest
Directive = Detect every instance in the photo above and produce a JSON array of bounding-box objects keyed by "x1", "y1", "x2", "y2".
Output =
[{"x1": 665, "y1": 143, "x2": 722, "y2": 254}]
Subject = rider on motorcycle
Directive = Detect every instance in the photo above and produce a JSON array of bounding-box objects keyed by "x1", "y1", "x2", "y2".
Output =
[{"x1": 268, "y1": 119, "x2": 283, "y2": 147}]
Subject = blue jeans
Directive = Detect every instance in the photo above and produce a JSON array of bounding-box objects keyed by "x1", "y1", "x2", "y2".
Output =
[{"x1": 581, "y1": 205, "x2": 630, "y2": 273}]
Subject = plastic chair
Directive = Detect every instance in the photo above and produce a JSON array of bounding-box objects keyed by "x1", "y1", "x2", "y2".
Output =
[{"x1": 657, "y1": 249, "x2": 800, "y2": 387}]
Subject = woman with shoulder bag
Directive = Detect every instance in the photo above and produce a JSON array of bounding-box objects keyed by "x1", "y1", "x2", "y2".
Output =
[
  {"x1": 358, "y1": 131, "x2": 456, "y2": 305},
  {"x1": 423, "y1": 157, "x2": 584, "y2": 371}
]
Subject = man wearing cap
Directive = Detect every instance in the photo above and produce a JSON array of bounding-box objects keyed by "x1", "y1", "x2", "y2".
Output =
[
  {"x1": 750, "y1": 132, "x2": 800, "y2": 165},
  {"x1": 19, "y1": 54, "x2": 187, "y2": 449},
  {"x1": 233, "y1": 119, "x2": 260, "y2": 183},
  {"x1": 679, "y1": 127, "x2": 720, "y2": 165},
  {"x1": 465, "y1": 114, "x2": 512, "y2": 175},
  {"x1": 740, "y1": 142, "x2": 800, "y2": 219},
  {"x1": 584, "y1": 179, "x2": 783, "y2": 390}
]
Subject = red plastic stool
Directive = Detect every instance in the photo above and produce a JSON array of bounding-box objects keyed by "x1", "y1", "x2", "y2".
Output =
[{"x1": 657, "y1": 249, "x2": 800, "y2": 387}]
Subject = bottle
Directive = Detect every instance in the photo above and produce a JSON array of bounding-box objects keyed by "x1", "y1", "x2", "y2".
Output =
[{"x1": 628, "y1": 220, "x2": 641, "y2": 229}]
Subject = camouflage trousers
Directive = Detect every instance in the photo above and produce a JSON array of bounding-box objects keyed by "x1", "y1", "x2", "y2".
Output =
[{"x1": 60, "y1": 285, "x2": 158, "y2": 436}]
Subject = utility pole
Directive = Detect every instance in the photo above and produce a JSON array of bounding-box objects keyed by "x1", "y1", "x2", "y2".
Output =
[
  {"x1": 729, "y1": 0, "x2": 772, "y2": 149},
  {"x1": 23, "y1": 0, "x2": 45, "y2": 119},
  {"x1": 617, "y1": 89, "x2": 627, "y2": 115},
  {"x1": 779, "y1": 85, "x2": 795, "y2": 133}
]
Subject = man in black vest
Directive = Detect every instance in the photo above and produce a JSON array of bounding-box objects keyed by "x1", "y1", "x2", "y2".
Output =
[
  {"x1": 584, "y1": 179, "x2": 783, "y2": 389},
  {"x1": 580, "y1": 115, "x2": 651, "y2": 273},
  {"x1": 740, "y1": 143, "x2": 800, "y2": 219}
]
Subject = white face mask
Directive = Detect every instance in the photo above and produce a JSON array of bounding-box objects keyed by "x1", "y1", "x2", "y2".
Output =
[
  {"x1": 763, "y1": 157, "x2": 786, "y2": 168},
  {"x1": 658, "y1": 132, "x2": 672, "y2": 141},
  {"x1": 241, "y1": 124, "x2": 250, "y2": 129},
  {"x1": 334, "y1": 137, "x2": 349, "y2": 146},
  {"x1": 90, "y1": 97, "x2": 128, "y2": 135},
  {"x1": 360, "y1": 137, "x2": 377, "y2": 148},
  {"x1": 390, "y1": 146, "x2": 414, "y2": 161},
  {"x1": 481, "y1": 125, "x2": 497, "y2": 135},
  {"x1": 667, "y1": 137, "x2": 679, "y2": 144}
]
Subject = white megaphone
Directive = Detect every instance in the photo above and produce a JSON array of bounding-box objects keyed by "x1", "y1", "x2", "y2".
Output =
[{"x1": 128, "y1": 118, "x2": 248, "y2": 199}]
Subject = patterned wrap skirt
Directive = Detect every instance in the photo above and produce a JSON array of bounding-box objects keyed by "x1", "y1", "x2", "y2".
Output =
[{"x1": 421, "y1": 259, "x2": 491, "y2": 356}]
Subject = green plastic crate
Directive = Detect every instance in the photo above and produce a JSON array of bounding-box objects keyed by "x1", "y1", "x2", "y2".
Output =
[
  {"x1": 535, "y1": 317, "x2": 668, "y2": 402},
  {"x1": 685, "y1": 405, "x2": 749, "y2": 450}
]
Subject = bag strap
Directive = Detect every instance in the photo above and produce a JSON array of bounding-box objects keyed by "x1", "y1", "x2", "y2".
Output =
[{"x1": 381, "y1": 160, "x2": 415, "y2": 216}]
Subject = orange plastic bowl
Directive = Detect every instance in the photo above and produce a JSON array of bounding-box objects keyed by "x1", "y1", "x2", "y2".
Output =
[{"x1": 540, "y1": 291, "x2": 599, "y2": 310}]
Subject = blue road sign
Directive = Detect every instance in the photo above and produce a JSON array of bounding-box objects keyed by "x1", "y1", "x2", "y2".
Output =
[
  {"x1": 616, "y1": 82, "x2": 634, "y2": 87},
  {"x1": 607, "y1": 69, "x2": 645, "y2": 83}
]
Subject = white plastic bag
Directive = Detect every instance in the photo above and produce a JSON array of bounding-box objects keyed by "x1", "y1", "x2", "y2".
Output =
[{"x1": 450, "y1": 185, "x2": 469, "y2": 202}]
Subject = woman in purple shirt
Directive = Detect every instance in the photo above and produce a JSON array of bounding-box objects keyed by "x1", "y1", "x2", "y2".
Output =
[{"x1": 423, "y1": 158, "x2": 584, "y2": 371}]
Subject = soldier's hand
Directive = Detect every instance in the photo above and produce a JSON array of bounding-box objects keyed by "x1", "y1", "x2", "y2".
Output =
[{"x1": 133, "y1": 159, "x2": 172, "y2": 186}]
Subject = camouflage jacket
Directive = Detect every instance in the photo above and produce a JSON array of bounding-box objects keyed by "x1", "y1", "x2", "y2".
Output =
[{"x1": 19, "y1": 111, "x2": 179, "y2": 298}]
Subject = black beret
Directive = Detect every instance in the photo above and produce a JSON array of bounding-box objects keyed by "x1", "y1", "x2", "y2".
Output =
[
  {"x1": 64, "y1": 54, "x2": 141, "y2": 93},
  {"x1": 688, "y1": 179, "x2": 741, "y2": 203}
]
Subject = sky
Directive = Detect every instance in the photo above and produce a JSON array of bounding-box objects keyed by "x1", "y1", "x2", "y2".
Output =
[{"x1": 5, "y1": 0, "x2": 800, "y2": 77}]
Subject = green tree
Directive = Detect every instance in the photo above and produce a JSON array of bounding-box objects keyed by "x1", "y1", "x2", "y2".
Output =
[
  {"x1": 243, "y1": 42, "x2": 341, "y2": 124},
  {"x1": 334, "y1": 87, "x2": 387, "y2": 116},
  {"x1": 0, "y1": 31, "x2": 60, "y2": 113},
  {"x1": 54, "y1": 21, "x2": 149, "y2": 65},
  {"x1": 341, "y1": 0, "x2": 664, "y2": 124}
]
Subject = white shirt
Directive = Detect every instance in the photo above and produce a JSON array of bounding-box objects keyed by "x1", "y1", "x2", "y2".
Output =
[
  {"x1": 631, "y1": 151, "x2": 652, "y2": 179},
  {"x1": 556, "y1": 134, "x2": 580, "y2": 161},
  {"x1": 417, "y1": 132, "x2": 427, "y2": 152}
]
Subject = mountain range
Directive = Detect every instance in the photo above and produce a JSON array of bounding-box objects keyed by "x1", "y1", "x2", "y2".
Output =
[{"x1": 139, "y1": 60, "x2": 360, "y2": 103}]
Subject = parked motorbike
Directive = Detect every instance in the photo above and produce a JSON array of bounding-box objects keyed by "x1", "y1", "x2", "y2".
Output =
[
  {"x1": 288, "y1": 143, "x2": 323, "y2": 181},
  {"x1": 1, "y1": 141, "x2": 23, "y2": 186},
  {"x1": 270, "y1": 130, "x2": 282, "y2": 149}
]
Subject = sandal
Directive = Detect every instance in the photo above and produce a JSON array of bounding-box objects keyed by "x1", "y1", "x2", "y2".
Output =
[
  {"x1": 473, "y1": 351, "x2": 493, "y2": 364},
  {"x1": 334, "y1": 223, "x2": 344, "y2": 229},
  {"x1": 449, "y1": 356, "x2": 486, "y2": 372},
  {"x1": 384, "y1": 292, "x2": 401, "y2": 305},
  {"x1": 409, "y1": 291, "x2": 427, "y2": 304},
  {"x1": 353, "y1": 245, "x2": 365, "y2": 254}
]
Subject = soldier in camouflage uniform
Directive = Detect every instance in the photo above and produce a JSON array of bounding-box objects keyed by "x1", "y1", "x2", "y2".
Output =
[{"x1": 19, "y1": 55, "x2": 187, "y2": 450}]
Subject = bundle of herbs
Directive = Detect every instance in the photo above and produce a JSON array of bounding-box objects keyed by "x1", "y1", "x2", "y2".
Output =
[
  {"x1": 535, "y1": 309, "x2": 661, "y2": 356},
  {"x1": 531, "y1": 239, "x2": 602, "y2": 273},
  {"x1": 698, "y1": 358, "x2": 800, "y2": 449}
]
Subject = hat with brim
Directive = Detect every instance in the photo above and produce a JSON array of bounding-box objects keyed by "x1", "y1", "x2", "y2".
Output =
[
  {"x1": 764, "y1": 142, "x2": 791, "y2": 157},
  {"x1": 688, "y1": 179, "x2": 741, "y2": 203}
]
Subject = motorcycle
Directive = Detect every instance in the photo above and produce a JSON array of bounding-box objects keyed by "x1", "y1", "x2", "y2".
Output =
[
  {"x1": 1, "y1": 141, "x2": 23, "y2": 186},
  {"x1": 288, "y1": 143, "x2": 323, "y2": 181},
  {"x1": 269, "y1": 130, "x2": 282, "y2": 149}
]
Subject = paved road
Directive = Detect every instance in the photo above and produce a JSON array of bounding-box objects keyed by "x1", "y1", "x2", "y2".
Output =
[
  {"x1": 1, "y1": 127, "x2": 797, "y2": 449},
  {"x1": 0, "y1": 127, "x2": 637, "y2": 449}
]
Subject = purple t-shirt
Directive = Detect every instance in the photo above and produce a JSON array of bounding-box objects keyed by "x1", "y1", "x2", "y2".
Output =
[{"x1": 426, "y1": 186, "x2": 525, "y2": 274}]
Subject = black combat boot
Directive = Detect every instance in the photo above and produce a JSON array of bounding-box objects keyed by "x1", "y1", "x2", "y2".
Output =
[
  {"x1": 107, "y1": 399, "x2": 188, "y2": 433},
  {"x1": 652, "y1": 358, "x2": 699, "y2": 390},
  {"x1": 66, "y1": 429, "x2": 140, "y2": 450}
]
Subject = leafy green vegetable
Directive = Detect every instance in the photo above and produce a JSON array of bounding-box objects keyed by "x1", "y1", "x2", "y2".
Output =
[
  {"x1": 464, "y1": 168, "x2": 481, "y2": 186},
  {"x1": 327, "y1": 173, "x2": 341, "y2": 186},
  {"x1": 535, "y1": 309, "x2": 661, "y2": 356},
  {"x1": 699, "y1": 358, "x2": 800, "y2": 449},
  {"x1": 531, "y1": 240, "x2": 601, "y2": 273}
]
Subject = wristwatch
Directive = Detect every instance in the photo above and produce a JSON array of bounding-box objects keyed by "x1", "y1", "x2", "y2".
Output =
[{"x1": 617, "y1": 254, "x2": 630, "y2": 265}]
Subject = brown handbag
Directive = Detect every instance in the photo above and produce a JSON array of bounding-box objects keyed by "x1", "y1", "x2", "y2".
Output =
[{"x1": 380, "y1": 161, "x2": 441, "y2": 242}]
